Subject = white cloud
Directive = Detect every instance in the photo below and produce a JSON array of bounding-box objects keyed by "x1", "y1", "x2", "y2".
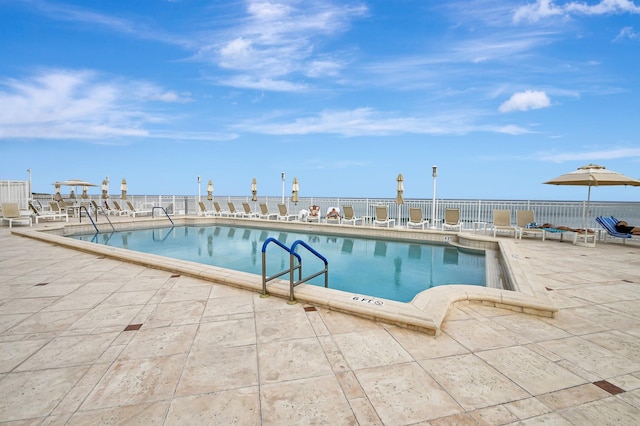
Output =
[
  {"x1": 614, "y1": 26, "x2": 640, "y2": 41},
  {"x1": 537, "y1": 147, "x2": 640, "y2": 162},
  {"x1": 514, "y1": 0, "x2": 640, "y2": 23},
  {"x1": 0, "y1": 69, "x2": 188, "y2": 140},
  {"x1": 499, "y1": 90, "x2": 551, "y2": 112}
]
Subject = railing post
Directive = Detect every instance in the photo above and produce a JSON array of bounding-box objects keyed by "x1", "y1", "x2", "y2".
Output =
[{"x1": 288, "y1": 252, "x2": 297, "y2": 304}]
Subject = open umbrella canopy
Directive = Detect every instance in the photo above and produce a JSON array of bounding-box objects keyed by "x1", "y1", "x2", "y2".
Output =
[
  {"x1": 544, "y1": 164, "x2": 640, "y2": 230},
  {"x1": 54, "y1": 179, "x2": 98, "y2": 187},
  {"x1": 543, "y1": 164, "x2": 640, "y2": 187}
]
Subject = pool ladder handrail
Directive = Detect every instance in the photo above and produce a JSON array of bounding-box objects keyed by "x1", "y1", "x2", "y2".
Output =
[
  {"x1": 152, "y1": 206, "x2": 174, "y2": 225},
  {"x1": 78, "y1": 205, "x2": 115, "y2": 233},
  {"x1": 261, "y1": 238, "x2": 328, "y2": 304}
]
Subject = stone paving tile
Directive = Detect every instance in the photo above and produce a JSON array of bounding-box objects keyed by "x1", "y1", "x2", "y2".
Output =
[{"x1": 2, "y1": 227, "x2": 640, "y2": 424}]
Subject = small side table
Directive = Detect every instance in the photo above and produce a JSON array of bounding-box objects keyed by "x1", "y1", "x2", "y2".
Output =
[{"x1": 472, "y1": 221, "x2": 487, "y2": 235}]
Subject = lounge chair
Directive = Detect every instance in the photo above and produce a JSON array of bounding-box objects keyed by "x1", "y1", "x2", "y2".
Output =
[
  {"x1": 126, "y1": 201, "x2": 152, "y2": 217},
  {"x1": 110, "y1": 201, "x2": 129, "y2": 216},
  {"x1": 1, "y1": 203, "x2": 31, "y2": 228},
  {"x1": 492, "y1": 209, "x2": 516, "y2": 238},
  {"x1": 596, "y1": 216, "x2": 634, "y2": 244},
  {"x1": 407, "y1": 207, "x2": 428, "y2": 229},
  {"x1": 515, "y1": 210, "x2": 545, "y2": 240},
  {"x1": 341, "y1": 205, "x2": 363, "y2": 225},
  {"x1": 197, "y1": 201, "x2": 216, "y2": 216},
  {"x1": 213, "y1": 201, "x2": 230, "y2": 217},
  {"x1": 326, "y1": 206, "x2": 341, "y2": 224},
  {"x1": 29, "y1": 201, "x2": 68, "y2": 223},
  {"x1": 227, "y1": 202, "x2": 243, "y2": 217},
  {"x1": 277, "y1": 203, "x2": 297, "y2": 221},
  {"x1": 258, "y1": 203, "x2": 277, "y2": 220},
  {"x1": 373, "y1": 205, "x2": 395, "y2": 227},
  {"x1": 442, "y1": 208, "x2": 462, "y2": 232},
  {"x1": 306, "y1": 205, "x2": 321, "y2": 222},
  {"x1": 242, "y1": 202, "x2": 257, "y2": 218}
]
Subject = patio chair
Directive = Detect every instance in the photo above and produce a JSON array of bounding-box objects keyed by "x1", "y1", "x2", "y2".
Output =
[
  {"x1": 197, "y1": 201, "x2": 215, "y2": 216},
  {"x1": 258, "y1": 203, "x2": 278, "y2": 220},
  {"x1": 407, "y1": 207, "x2": 428, "y2": 229},
  {"x1": 492, "y1": 209, "x2": 516, "y2": 238},
  {"x1": 29, "y1": 201, "x2": 68, "y2": 223},
  {"x1": 277, "y1": 203, "x2": 297, "y2": 221},
  {"x1": 213, "y1": 201, "x2": 230, "y2": 217},
  {"x1": 306, "y1": 205, "x2": 321, "y2": 222},
  {"x1": 373, "y1": 205, "x2": 395, "y2": 227},
  {"x1": 1, "y1": 203, "x2": 32, "y2": 228},
  {"x1": 227, "y1": 202, "x2": 244, "y2": 217},
  {"x1": 341, "y1": 205, "x2": 363, "y2": 225},
  {"x1": 242, "y1": 202, "x2": 257, "y2": 218},
  {"x1": 442, "y1": 208, "x2": 463, "y2": 232},
  {"x1": 516, "y1": 210, "x2": 545, "y2": 240},
  {"x1": 596, "y1": 216, "x2": 634, "y2": 244},
  {"x1": 126, "y1": 201, "x2": 152, "y2": 218},
  {"x1": 326, "y1": 206, "x2": 341, "y2": 224},
  {"x1": 110, "y1": 201, "x2": 129, "y2": 216}
]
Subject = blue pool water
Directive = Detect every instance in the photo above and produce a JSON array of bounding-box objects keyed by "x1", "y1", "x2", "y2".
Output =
[{"x1": 72, "y1": 225, "x2": 486, "y2": 303}]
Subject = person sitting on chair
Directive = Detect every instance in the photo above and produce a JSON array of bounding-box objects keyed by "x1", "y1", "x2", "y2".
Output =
[
  {"x1": 327, "y1": 208, "x2": 340, "y2": 219},
  {"x1": 615, "y1": 220, "x2": 640, "y2": 235}
]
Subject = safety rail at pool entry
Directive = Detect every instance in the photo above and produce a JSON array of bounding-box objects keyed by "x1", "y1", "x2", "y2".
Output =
[{"x1": 261, "y1": 237, "x2": 329, "y2": 304}]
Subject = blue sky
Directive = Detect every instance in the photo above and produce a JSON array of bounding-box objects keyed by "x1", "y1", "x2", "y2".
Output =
[{"x1": 1, "y1": 0, "x2": 640, "y2": 201}]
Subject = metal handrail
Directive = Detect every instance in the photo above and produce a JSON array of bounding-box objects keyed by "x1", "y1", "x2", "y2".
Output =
[
  {"x1": 289, "y1": 240, "x2": 328, "y2": 294},
  {"x1": 152, "y1": 206, "x2": 174, "y2": 225},
  {"x1": 78, "y1": 205, "x2": 116, "y2": 233},
  {"x1": 261, "y1": 237, "x2": 302, "y2": 298}
]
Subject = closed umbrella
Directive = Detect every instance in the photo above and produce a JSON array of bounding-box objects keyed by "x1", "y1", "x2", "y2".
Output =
[
  {"x1": 120, "y1": 178, "x2": 127, "y2": 200},
  {"x1": 291, "y1": 177, "x2": 299, "y2": 205},
  {"x1": 54, "y1": 183, "x2": 62, "y2": 201},
  {"x1": 101, "y1": 180, "x2": 109, "y2": 199},
  {"x1": 81, "y1": 185, "x2": 89, "y2": 199},
  {"x1": 396, "y1": 173, "x2": 404, "y2": 227},
  {"x1": 207, "y1": 180, "x2": 213, "y2": 201},
  {"x1": 544, "y1": 163, "x2": 640, "y2": 230},
  {"x1": 251, "y1": 178, "x2": 257, "y2": 202}
]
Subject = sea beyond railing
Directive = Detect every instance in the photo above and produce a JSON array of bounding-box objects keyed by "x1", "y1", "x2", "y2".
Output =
[{"x1": 31, "y1": 193, "x2": 640, "y2": 230}]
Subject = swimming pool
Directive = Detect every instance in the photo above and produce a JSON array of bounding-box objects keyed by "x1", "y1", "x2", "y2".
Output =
[{"x1": 71, "y1": 225, "x2": 486, "y2": 303}]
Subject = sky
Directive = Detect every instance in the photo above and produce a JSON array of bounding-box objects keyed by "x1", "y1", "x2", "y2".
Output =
[{"x1": 1, "y1": 0, "x2": 640, "y2": 201}]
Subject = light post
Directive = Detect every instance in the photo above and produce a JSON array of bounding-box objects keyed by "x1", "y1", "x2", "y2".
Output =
[
  {"x1": 197, "y1": 176, "x2": 202, "y2": 202},
  {"x1": 431, "y1": 166, "x2": 438, "y2": 229},
  {"x1": 27, "y1": 168, "x2": 32, "y2": 201},
  {"x1": 281, "y1": 172, "x2": 286, "y2": 204}
]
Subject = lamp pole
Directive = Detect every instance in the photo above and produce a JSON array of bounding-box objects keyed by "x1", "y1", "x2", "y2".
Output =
[
  {"x1": 431, "y1": 165, "x2": 438, "y2": 229},
  {"x1": 197, "y1": 176, "x2": 201, "y2": 202},
  {"x1": 281, "y1": 172, "x2": 286, "y2": 204},
  {"x1": 27, "y1": 168, "x2": 32, "y2": 201},
  {"x1": 106, "y1": 176, "x2": 110, "y2": 198}
]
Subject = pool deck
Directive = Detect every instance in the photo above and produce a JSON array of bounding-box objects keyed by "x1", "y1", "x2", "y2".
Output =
[{"x1": 1, "y1": 217, "x2": 640, "y2": 424}]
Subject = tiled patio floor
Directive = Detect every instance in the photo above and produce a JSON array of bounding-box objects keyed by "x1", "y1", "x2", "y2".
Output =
[{"x1": 1, "y1": 223, "x2": 639, "y2": 425}]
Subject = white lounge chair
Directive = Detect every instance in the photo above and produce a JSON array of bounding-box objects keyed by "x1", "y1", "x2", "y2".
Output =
[
  {"x1": 213, "y1": 201, "x2": 230, "y2": 217},
  {"x1": 126, "y1": 201, "x2": 152, "y2": 218},
  {"x1": 1, "y1": 203, "x2": 31, "y2": 228},
  {"x1": 242, "y1": 202, "x2": 257, "y2": 218},
  {"x1": 373, "y1": 205, "x2": 395, "y2": 227},
  {"x1": 306, "y1": 205, "x2": 321, "y2": 222},
  {"x1": 258, "y1": 203, "x2": 277, "y2": 220},
  {"x1": 492, "y1": 209, "x2": 517, "y2": 238},
  {"x1": 341, "y1": 205, "x2": 363, "y2": 225},
  {"x1": 198, "y1": 201, "x2": 215, "y2": 216},
  {"x1": 407, "y1": 207, "x2": 428, "y2": 229},
  {"x1": 227, "y1": 202, "x2": 244, "y2": 217},
  {"x1": 515, "y1": 210, "x2": 545, "y2": 240},
  {"x1": 29, "y1": 201, "x2": 68, "y2": 223},
  {"x1": 111, "y1": 201, "x2": 129, "y2": 216},
  {"x1": 277, "y1": 203, "x2": 297, "y2": 221},
  {"x1": 442, "y1": 208, "x2": 463, "y2": 232},
  {"x1": 326, "y1": 206, "x2": 341, "y2": 224}
]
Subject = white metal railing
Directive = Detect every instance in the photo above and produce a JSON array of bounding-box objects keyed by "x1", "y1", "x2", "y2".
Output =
[{"x1": 30, "y1": 194, "x2": 640, "y2": 231}]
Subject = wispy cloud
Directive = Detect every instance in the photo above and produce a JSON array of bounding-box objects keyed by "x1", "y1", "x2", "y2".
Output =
[
  {"x1": 234, "y1": 107, "x2": 531, "y2": 137},
  {"x1": 614, "y1": 26, "x2": 640, "y2": 41},
  {"x1": 0, "y1": 69, "x2": 192, "y2": 140},
  {"x1": 499, "y1": 90, "x2": 551, "y2": 112},
  {"x1": 514, "y1": 0, "x2": 640, "y2": 24},
  {"x1": 537, "y1": 147, "x2": 640, "y2": 163}
]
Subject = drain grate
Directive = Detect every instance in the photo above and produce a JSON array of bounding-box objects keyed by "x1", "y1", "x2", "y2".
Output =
[
  {"x1": 304, "y1": 306, "x2": 317, "y2": 312},
  {"x1": 593, "y1": 380, "x2": 625, "y2": 395},
  {"x1": 124, "y1": 324, "x2": 143, "y2": 331},
  {"x1": 35, "y1": 283, "x2": 49, "y2": 286}
]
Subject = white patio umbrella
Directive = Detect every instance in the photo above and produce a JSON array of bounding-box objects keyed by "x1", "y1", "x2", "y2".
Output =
[
  {"x1": 120, "y1": 178, "x2": 127, "y2": 200},
  {"x1": 291, "y1": 177, "x2": 299, "y2": 205},
  {"x1": 396, "y1": 173, "x2": 404, "y2": 227},
  {"x1": 101, "y1": 180, "x2": 109, "y2": 199},
  {"x1": 544, "y1": 163, "x2": 640, "y2": 230},
  {"x1": 54, "y1": 179, "x2": 97, "y2": 200},
  {"x1": 207, "y1": 180, "x2": 213, "y2": 201},
  {"x1": 251, "y1": 178, "x2": 257, "y2": 202}
]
